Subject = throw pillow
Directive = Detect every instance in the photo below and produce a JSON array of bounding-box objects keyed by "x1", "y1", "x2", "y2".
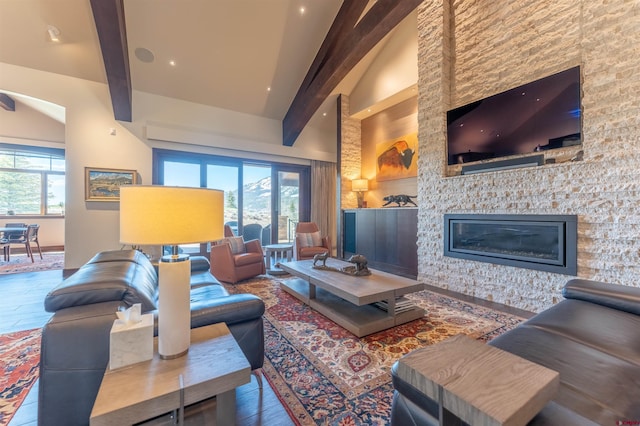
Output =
[
  {"x1": 297, "y1": 231, "x2": 322, "y2": 248},
  {"x1": 226, "y1": 236, "x2": 246, "y2": 254}
]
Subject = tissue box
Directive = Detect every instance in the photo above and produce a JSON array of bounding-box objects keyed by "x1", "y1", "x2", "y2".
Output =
[{"x1": 109, "y1": 313, "x2": 154, "y2": 370}]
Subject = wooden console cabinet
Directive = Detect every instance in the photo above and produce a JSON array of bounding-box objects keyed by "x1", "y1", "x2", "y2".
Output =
[{"x1": 343, "y1": 208, "x2": 418, "y2": 278}]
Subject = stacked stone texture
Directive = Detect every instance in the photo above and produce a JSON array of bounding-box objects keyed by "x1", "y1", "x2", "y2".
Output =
[
  {"x1": 340, "y1": 95, "x2": 362, "y2": 209},
  {"x1": 417, "y1": 0, "x2": 640, "y2": 312}
]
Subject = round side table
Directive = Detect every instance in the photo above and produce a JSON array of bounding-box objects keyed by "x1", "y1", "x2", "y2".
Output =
[{"x1": 264, "y1": 243, "x2": 293, "y2": 275}]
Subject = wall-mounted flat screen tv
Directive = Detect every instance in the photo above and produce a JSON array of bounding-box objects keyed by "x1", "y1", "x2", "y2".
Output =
[{"x1": 447, "y1": 66, "x2": 581, "y2": 165}]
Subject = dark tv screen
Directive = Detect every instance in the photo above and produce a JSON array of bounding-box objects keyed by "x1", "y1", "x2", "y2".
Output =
[{"x1": 447, "y1": 67, "x2": 581, "y2": 165}]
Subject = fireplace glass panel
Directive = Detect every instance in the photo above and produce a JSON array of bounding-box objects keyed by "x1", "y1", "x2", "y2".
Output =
[
  {"x1": 450, "y1": 221, "x2": 563, "y2": 265},
  {"x1": 444, "y1": 214, "x2": 577, "y2": 275}
]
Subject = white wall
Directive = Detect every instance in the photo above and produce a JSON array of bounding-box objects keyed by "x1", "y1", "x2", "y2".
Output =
[
  {"x1": 0, "y1": 100, "x2": 64, "y2": 143},
  {"x1": 0, "y1": 61, "x2": 338, "y2": 268}
]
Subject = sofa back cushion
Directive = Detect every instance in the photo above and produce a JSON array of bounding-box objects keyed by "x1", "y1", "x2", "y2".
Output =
[{"x1": 44, "y1": 250, "x2": 158, "y2": 313}]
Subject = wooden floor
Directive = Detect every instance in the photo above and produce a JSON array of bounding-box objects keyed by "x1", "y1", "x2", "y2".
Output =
[{"x1": 1, "y1": 267, "x2": 533, "y2": 426}]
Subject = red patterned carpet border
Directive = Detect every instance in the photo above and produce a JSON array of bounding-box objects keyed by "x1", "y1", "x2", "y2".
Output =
[
  {"x1": 227, "y1": 276, "x2": 525, "y2": 425},
  {"x1": 0, "y1": 328, "x2": 41, "y2": 426}
]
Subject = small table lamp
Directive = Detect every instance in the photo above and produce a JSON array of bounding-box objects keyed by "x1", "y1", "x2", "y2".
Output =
[
  {"x1": 351, "y1": 178, "x2": 368, "y2": 208},
  {"x1": 120, "y1": 186, "x2": 224, "y2": 359}
]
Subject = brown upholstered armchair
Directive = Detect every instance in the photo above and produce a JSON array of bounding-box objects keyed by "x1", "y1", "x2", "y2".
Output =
[
  {"x1": 295, "y1": 222, "x2": 331, "y2": 260},
  {"x1": 210, "y1": 234, "x2": 266, "y2": 283}
]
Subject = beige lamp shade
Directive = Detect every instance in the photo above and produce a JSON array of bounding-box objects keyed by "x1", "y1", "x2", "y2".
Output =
[
  {"x1": 119, "y1": 186, "x2": 224, "y2": 246},
  {"x1": 351, "y1": 178, "x2": 369, "y2": 192}
]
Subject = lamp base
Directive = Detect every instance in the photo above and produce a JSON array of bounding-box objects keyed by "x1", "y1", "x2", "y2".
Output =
[
  {"x1": 356, "y1": 192, "x2": 365, "y2": 209},
  {"x1": 158, "y1": 254, "x2": 191, "y2": 359}
]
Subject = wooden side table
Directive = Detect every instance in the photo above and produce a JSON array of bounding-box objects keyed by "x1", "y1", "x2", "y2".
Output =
[
  {"x1": 264, "y1": 243, "x2": 293, "y2": 275},
  {"x1": 395, "y1": 334, "x2": 559, "y2": 426},
  {"x1": 90, "y1": 323, "x2": 251, "y2": 426}
]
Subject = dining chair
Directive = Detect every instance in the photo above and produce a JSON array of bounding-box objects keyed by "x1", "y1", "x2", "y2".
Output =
[
  {"x1": 4, "y1": 222, "x2": 27, "y2": 241},
  {"x1": 24, "y1": 224, "x2": 43, "y2": 262},
  {"x1": 0, "y1": 237, "x2": 8, "y2": 261},
  {"x1": 4, "y1": 222, "x2": 27, "y2": 261},
  {"x1": 242, "y1": 223, "x2": 263, "y2": 243}
]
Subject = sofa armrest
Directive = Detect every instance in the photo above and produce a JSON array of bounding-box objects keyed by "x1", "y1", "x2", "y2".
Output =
[
  {"x1": 210, "y1": 242, "x2": 234, "y2": 263},
  {"x1": 190, "y1": 255, "x2": 211, "y2": 272},
  {"x1": 562, "y1": 279, "x2": 640, "y2": 315},
  {"x1": 39, "y1": 301, "x2": 124, "y2": 426},
  {"x1": 189, "y1": 293, "x2": 265, "y2": 328}
]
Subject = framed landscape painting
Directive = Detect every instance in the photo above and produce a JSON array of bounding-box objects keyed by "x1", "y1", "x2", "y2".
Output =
[{"x1": 85, "y1": 167, "x2": 137, "y2": 201}]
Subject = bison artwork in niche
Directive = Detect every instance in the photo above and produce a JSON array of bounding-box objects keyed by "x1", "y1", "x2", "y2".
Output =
[{"x1": 375, "y1": 133, "x2": 418, "y2": 182}]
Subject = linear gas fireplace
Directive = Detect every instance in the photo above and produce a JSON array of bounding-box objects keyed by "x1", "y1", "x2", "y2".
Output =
[{"x1": 444, "y1": 214, "x2": 577, "y2": 275}]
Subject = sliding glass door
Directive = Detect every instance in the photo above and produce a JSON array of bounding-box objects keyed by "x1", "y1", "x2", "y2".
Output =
[
  {"x1": 153, "y1": 149, "x2": 310, "y2": 256},
  {"x1": 276, "y1": 170, "x2": 300, "y2": 243},
  {"x1": 207, "y1": 164, "x2": 239, "y2": 234}
]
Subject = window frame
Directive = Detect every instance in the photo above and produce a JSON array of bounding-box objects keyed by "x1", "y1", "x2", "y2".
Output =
[{"x1": 0, "y1": 144, "x2": 66, "y2": 217}]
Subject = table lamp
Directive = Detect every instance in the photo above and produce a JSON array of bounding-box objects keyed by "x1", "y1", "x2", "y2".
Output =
[
  {"x1": 351, "y1": 178, "x2": 368, "y2": 208},
  {"x1": 119, "y1": 186, "x2": 224, "y2": 359}
]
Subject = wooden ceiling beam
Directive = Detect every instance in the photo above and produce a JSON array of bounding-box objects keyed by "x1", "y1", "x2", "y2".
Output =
[
  {"x1": 0, "y1": 93, "x2": 15, "y2": 111},
  {"x1": 89, "y1": 0, "x2": 132, "y2": 122},
  {"x1": 282, "y1": 0, "x2": 422, "y2": 147},
  {"x1": 295, "y1": 0, "x2": 369, "y2": 99}
]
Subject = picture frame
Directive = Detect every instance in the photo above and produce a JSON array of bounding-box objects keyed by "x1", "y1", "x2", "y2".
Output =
[
  {"x1": 85, "y1": 167, "x2": 137, "y2": 201},
  {"x1": 375, "y1": 132, "x2": 418, "y2": 182}
]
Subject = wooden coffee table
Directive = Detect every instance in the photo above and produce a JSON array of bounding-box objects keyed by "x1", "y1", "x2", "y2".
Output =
[
  {"x1": 396, "y1": 334, "x2": 560, "y2": 426},
  {"x1": 90, "y1": 323, "x2": 251, "y2": 426},
  {"x1": 278, "y1": 258, "x2": 425, "y2": 337}
]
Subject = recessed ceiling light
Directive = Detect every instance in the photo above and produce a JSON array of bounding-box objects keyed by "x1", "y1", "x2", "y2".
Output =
[
  {"x1": 322, "y1": 112, "x2": 327, "y2": 117},
  {"x1": 267, "y1": 87, "x2": 271, "y2": 92},
  {"x1": 47, "y1": 25, "x2": 61, "y2": 42},
  {"x1": 169, "y1": 60, "x2": 176, "y2": 66},
  {"x1": 300, "y1": 6, "x2": 305, "y2": 14}
]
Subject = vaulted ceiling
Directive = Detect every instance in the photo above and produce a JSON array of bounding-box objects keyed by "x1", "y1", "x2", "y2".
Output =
[{"x1": 0, "y1": 0, "x2": 420, "y2": 145}]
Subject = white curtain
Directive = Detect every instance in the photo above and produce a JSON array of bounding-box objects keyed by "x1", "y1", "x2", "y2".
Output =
[{"x1": 310, "y1": 160, "x2": 337, "y2": 254}]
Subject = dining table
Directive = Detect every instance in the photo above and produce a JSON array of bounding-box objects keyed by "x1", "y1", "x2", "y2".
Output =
[{"x1": 0, "y1": 226, "x2": 28, "y2": 234}]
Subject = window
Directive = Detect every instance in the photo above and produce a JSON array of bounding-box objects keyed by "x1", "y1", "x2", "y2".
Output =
[
  {"x1": 0, "y1": 144, "x2": 65, "y2": 215},
  {"x1": 153, "y1": 148, "x2": 310, "y2": 255}
]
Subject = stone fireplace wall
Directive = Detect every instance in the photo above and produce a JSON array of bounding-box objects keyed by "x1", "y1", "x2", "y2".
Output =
[{"x1": 417, "y1": 0, "x2": 640, "y2": 312}]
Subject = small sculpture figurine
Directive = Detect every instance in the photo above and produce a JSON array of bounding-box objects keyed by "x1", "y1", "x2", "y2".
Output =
[
  {"x1": 382, "y1": 194, "x2": 417, "y2": 207},
  {"x1": 312, "y1": 252, "x2": 329, "y2": 268},
  {"x1": 311, "y1": 253, "x2": 371, "y2": 276},
  {"x1": 341, "y1": 254, "x2": 371, "y2": 276}
]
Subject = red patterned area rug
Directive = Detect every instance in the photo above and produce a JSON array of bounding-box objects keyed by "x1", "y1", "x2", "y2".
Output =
[
  {"x1": 0, "y1": 253, "x2": 64, "y2": 275},
  {"x1": 0, "y1": 328, "x2": 41, "y2": 425},
  {"x1": 227, "y1": 276, "x2": 525, "y2": 425}
]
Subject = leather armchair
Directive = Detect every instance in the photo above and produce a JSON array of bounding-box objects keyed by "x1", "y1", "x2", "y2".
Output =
[
  {"x1": 295, "y1": 221, "x2": 331, "y2": 260},
  {"x1": 210, "y1": 237, "x2": 266, "y2": 283}
]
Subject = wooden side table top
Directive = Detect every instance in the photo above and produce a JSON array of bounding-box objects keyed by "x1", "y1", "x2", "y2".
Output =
[
  {"x1": 90, "y1": 323, "x2": 251, "y2": 426},
  {"x1": 396, "y1": 334, "x2": 559, "y2": 426}
]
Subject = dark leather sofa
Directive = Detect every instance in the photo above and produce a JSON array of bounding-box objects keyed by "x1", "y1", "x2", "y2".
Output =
[
  {"x1": 391, "y1": 278, "x2": 640, "y2": 425},
  {"x1": 38, "y1": 249, "x2": 265, "y2": 426}
]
